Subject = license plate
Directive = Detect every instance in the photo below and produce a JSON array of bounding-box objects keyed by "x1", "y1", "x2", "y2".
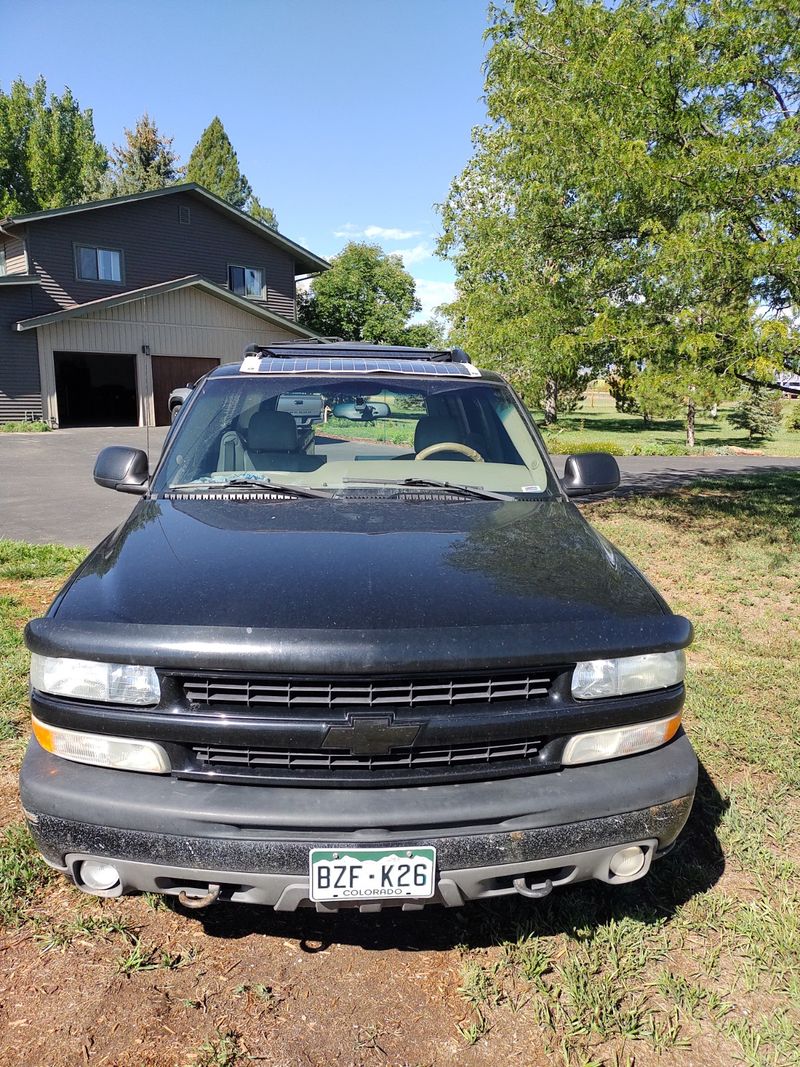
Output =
[{"x1": 309, "y1": 847, "x2": 437, "y2": 902}]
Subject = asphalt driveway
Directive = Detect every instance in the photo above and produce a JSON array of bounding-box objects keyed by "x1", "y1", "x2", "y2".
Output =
[{"x1": 1, "y1": 425, "x2": 798, "y2": 547}]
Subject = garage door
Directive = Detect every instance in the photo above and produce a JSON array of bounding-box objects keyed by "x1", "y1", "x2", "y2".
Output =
[
  {"x1": 152, "y1": 356, "x2": 221, "y2": 426},
  {"x1": 54, "y1": 352, "x2": 137, "y2": 427}
]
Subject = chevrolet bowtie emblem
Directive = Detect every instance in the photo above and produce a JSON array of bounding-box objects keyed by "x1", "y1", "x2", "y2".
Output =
[{"x1": 322, "y1": 715, "x2": 421, "y2": 756}]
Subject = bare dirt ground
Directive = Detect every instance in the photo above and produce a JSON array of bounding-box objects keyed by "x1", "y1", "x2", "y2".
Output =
[{"x1": 0, "y1": 867, "x2": 760, "y2": 1067}]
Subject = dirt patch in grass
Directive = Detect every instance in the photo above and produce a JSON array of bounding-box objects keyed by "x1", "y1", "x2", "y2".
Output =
[
  {"x1": 0, "y1": 893, "x2": 486, "y2": 1067},
  {"x1": 1, "y1": 477, "x2": 799, "y2": 1067}
]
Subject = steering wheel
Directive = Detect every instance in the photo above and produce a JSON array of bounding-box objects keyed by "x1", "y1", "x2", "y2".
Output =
[{"x1": 415, "y1": 441, "x2": 484, "y2": 462}]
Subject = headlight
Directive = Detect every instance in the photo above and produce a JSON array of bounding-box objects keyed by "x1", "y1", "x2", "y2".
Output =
[
  {"x1": 30, "y1": 654, "x2": 160, "y2": 706},
  {"x1": 32, "y1": 715, "x2": 170, "y2": 774},
  {"x1": 571, "y1": 651, "x2": 685, "y2": 700},
  {"x1": 562, "y1": 713, "x2": 682, "y2": 766}
]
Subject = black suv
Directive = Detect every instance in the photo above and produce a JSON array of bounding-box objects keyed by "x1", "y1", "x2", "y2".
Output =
[{"x1": 20, "y1": 343, "x2": 696, "y2": 911}]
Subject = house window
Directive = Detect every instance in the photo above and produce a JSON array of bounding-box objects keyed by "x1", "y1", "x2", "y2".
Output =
[
  {"x1": 228, "y1": 265, "x2": 264, "y2": 299},
  {"x1": 76, "y1": 245, "x2": 123, "y2": 282},
  {"x1": 0, "y1": 244, "x2": 5, "y2": 276}
]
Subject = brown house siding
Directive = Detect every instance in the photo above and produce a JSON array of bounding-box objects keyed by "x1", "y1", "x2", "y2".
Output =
[
  {"x1": 24, "y1": 192, "x2": 297, "y2": 319},
  {"x1": 0, "y1": 287, "x2": 42, "y2": 420}
]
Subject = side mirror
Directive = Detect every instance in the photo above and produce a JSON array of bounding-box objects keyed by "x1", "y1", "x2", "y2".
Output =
[
  {"x1": 562, "y1": 453, "x2": 620, "y2": 497},
  {"x1": 93, "y1": 446, "x2": 149, "y2": 495}
]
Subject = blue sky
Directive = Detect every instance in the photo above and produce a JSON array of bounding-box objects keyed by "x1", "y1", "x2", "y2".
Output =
[{"x1": 4, "y1": 0, "x2": 491, "y2": 318}]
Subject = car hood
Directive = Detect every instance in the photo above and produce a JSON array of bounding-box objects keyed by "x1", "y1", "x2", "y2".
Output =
[{"x1": 27, "y1": 496, "x2": 691, "y2": 673}]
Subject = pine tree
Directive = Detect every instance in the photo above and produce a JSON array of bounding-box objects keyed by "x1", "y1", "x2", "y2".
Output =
[
  {"x1": 0, "y1": 76, "x2": 106, "y2": 213},
  {"x1": 185, "y1": 117, "x2": 252, "y2": 209},
  {"x1": 186, "y1": 117, "x2": 277, "y2": 226},
  {"x1": 728, "y1": 388, "x2": 782, "y2": 440},
  {"x1": 248, "y1": 193, "x2": 277, "y2": 230},
  {"x1": 106, "y1": 113, "x2": 181, "y2": 196}
]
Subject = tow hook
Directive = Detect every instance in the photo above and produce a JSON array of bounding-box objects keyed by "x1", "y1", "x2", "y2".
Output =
[
  {"x1": 513, "y1": 875, "x2": 553, "y2": 900},
  {"x1": 178, "y1": 883, "x2": 221, "y2": 909}
]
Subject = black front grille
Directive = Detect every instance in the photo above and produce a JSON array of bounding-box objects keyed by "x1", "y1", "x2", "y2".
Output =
[
  {"x1": 182, "y1": 672, "x2": 554, "y2": 711},
  {"x1": 193, "y1": 736, "x2": 543, "y2": 773}
]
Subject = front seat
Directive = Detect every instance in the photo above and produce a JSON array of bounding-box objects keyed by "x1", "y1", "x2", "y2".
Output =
[
  {"x1": 244, "y1": 411, "x2": 325, "y2": 472},
  {"x1": 412, "y1": 415, "x2": 484, "y2": 461}
]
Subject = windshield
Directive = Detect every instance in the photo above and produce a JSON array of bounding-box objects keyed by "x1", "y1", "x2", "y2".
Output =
[{"x1": 152, "y1": 373, "x2": 555, "y2": 497}]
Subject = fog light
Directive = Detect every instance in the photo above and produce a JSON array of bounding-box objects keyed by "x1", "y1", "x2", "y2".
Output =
[
  {"x1": 609, "y1": 846, "x2": 646, "y2": 878},
  {"x1": 79, "y1": 860, "x2": 121, "y2": 892}
]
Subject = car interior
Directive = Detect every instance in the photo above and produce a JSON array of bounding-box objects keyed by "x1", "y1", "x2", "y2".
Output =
[{"x1": 157, "y1": 376, "x2": 552, "y2": 495}]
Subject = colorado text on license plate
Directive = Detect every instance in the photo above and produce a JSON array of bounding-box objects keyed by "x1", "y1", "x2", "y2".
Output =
[{"x1": 309, "y1": 847, "x2": 437, "y2": 902}]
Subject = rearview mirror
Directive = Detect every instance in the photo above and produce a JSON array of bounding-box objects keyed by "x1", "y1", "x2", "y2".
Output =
[
  {"x1": 93, "y1": 446, "x2": 149, "y2": 495},
  {"x1": 332, "y1": 400, "x2": 391, "y2": 421},
  {"x1": 561, "y1": 453, "x2": 620, "y2": 497}
]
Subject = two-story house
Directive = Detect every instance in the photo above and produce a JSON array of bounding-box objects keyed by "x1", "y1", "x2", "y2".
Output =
[{"x1": 0, "y1": 184, "x2": 328, "y2": 426}]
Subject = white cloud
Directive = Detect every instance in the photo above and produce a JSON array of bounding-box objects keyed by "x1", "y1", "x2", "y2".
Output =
[
  {"x1": 333, "y1": 223, "x2": 423, "y2": 241},
  {"x1": 364, "y1": 225, "x2": 422, "y2": 240},
  {"x1": 412, "y1": 278, "x2": 457, "y2": 320},
  {"x1": 390, "y1": 242, "x2": 434, "y2": 267}
]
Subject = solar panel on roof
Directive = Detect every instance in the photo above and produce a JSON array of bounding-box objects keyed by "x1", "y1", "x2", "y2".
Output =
[
  {"x1": 243, "y1": 341, "x2": 472, "y2": 364},
  {"x1": 240, "y1": 356, "x2": 481, "y2": 377}
]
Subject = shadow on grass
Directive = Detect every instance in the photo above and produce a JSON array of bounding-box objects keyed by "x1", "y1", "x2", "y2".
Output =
[
  {"x1": 600, "y1": 465, "x2": 800, "y2": 502},
  {"x1": 179, "y1": 762, "x2": 725, "y2": 952},
  {"x1": 555, "y1": 415, "x2": 721, "y2": 436}
]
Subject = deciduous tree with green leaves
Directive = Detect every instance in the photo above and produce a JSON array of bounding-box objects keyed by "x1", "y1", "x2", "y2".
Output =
[
  {"x1": 298, "y1": 241, "x2": 440, "y2": 345},
  {"x1": 186, "y1": 117, "x2": 277, "y2": 227},
  {"x1": 0, "y1": 77, "x2": 106, "y2": 214},
  {"x1": 438, "y1": 0, "x2": 800, "y2": 431},
  {"x1": 611, "y1": 360, "x2": 730, "y2": 444},
  {"x1": 105, "y1": 113, "x2": 181, "y2": 196}
]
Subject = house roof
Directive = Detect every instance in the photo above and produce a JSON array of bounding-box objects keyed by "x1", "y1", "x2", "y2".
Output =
[
  {"x1": 0, "y1": 184, "x2": 329, "y2": 275},
  {"x1": 13, "y1": 274, "x2": 325, "y2": 338}
]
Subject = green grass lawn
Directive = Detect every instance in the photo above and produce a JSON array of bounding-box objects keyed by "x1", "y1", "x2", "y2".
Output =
[
  {"x1": 0, "y1": 478, "x2": 798, "y2": 1065},
  {"x1": 321, "y1": 413, "x2": 418, "y2": 447},
  {"x1": 539, "y1": 386, "x2": 800, "y2": 457}
]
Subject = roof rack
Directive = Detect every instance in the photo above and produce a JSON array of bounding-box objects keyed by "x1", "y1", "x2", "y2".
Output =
[{"x1": 242, "y1": 340, "x2": 471, "y2": 364}]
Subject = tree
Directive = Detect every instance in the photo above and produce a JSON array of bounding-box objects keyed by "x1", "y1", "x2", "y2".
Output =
[
  {"x1": 185, "y1": 117, "x2": 277, "y2": 227},
  {"x1": 438, "y1": 0, "x2": 800, "y2": 431},
  {"x1": 403, "y1": 316, "x2": 447, "y2": 348},
  {"x1": 186, "y1": 117, "x2": 251, "y2": 208},
  {"x1": 248, "y1": 194, "x2": 277, "y2": 230},
  {"x1": 298, "y1": 242, "x2": 430, "y2": 344},
  {"x1": 105, "y1": 113, "x2": 181, "y2": 195},
  {"x1": 728, "y1": 387, "x2": 782, "y2": 440},
  {"x1": 0, "y1": 76, "x2": 106, "y2": 214},
  {"x1": 610, "y1": 360, "x2": 730, "y2": 445}
]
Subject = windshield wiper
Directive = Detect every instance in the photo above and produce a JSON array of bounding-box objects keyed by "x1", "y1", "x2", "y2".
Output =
[
  {"x1": 341, "y1": 477, "x2": 514, "y2": 501},
  {"x1": 165, "y1": 479, "x2": 331, "y2": 499}
]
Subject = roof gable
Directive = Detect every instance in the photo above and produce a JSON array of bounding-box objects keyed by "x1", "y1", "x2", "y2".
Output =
[
  {"x1": 0, "y1": 184, "x2": 329, "y2": 275},
  {"x1": 13, "y1": 274, "x2": 324, "y2": 337}
]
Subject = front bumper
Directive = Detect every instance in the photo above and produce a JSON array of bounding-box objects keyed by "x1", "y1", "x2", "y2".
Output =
[{"x1": 20, "y1": 733, "x2": 697, "y2": 910}]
